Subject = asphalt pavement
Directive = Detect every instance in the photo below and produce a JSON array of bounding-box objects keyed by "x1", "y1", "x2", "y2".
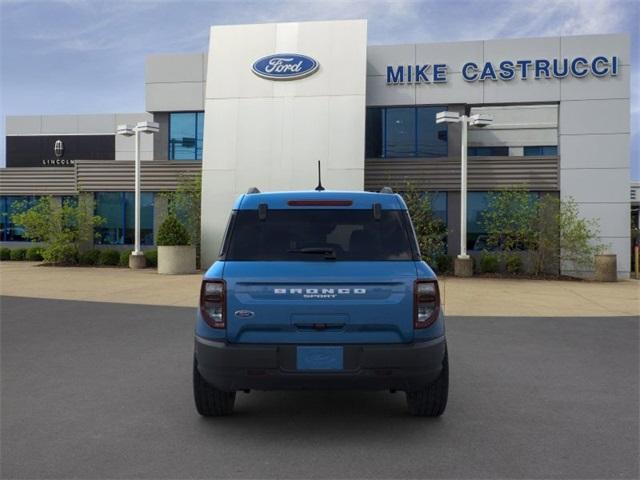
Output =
[{"x1": 1, "y1": 296, "x2": 638, "y2": 479}]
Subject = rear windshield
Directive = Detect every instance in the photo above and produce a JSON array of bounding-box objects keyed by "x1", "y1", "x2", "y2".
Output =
[{"x1": 222, "y1": 209, "x2": 418, "y2": 261}]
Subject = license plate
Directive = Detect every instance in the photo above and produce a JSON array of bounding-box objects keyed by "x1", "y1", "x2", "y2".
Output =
[{"x1": 296, "y1": 346, "x2": 343, "y2": 371}]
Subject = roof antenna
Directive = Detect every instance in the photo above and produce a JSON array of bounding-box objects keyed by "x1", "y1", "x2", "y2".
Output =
[{"x1": 315, "y1": 160, "x2": 325, "y2": 191}]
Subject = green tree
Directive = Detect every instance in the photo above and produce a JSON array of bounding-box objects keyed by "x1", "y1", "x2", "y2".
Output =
[
  {"x1": 480, "y1": 187, "x2": 536, "y2": 252},
  {"x1": 401, "y1": 184, "x2": 447, "y2": 265},
  {"x1": 10, "y1": 196, "x2": 104, "y2": 265}
]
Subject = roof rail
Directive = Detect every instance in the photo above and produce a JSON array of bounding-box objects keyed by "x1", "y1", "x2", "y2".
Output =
[
  {"x1": 247, "y1": 187, "x2": 261, "y2": 194},
  {"x1": 380, "y1": 186, "x2": 394, "y2": 194}
]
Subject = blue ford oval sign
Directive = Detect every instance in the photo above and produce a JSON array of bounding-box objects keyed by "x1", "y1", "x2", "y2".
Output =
[{"x1": 252, "y1": 53, "x2": 319, "y2": 80}]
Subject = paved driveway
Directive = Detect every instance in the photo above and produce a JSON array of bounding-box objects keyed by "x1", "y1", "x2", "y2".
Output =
[{"x1": 1, "y1": 296, "x2": 638, "y2": 479}]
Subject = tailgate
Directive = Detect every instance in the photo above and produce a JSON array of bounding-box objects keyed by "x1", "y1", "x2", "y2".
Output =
[{"x1": 223, "y1": 261, "x2": 417, "y2": 344}]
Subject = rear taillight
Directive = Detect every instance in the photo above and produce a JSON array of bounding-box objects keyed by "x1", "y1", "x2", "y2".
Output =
[
  {"x1": 200, "y1": 280, "x2": 226, "y2": 329},
  {"x1": 414, "y1": 280, "x2": 440, "y2": 329}
]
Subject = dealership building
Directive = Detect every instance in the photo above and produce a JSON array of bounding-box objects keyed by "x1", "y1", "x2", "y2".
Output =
[{"x1": 0, "y1": 20, "x2": 632, "y2": 277}]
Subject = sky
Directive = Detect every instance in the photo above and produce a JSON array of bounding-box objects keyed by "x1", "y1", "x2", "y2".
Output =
[{"x1": 1, "y1": 0, "x2": 638, "y2": 177}]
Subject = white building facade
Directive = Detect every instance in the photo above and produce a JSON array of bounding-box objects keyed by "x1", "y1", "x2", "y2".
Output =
[{"x1": 2, "y1": 20, "x2": 632, "y2": 277}]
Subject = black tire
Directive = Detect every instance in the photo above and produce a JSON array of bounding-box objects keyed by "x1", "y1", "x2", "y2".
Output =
[
  {"x1": 406, "y1": 347, "x2": 449, "y2": 417},
  {"x1": 193, "y1": 357, "x2": 236, "y2": 416}
]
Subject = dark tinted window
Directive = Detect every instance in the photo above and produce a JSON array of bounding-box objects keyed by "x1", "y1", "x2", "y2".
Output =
[
  {"x1": 468, "y1": 146, "x2": 509, "y2": 156},
  {"x1": 523, "y1": 146, "x2": 558, "y2": 156},
  {"x1": 169, "y1": 112, "x2": 204, "y2": 160},
  {"x1": 225, "y1": 209, "x2": 417, "y2": 261},
  {"x1": 365, "y1": 106, "x2": 448, "y2": 159}
]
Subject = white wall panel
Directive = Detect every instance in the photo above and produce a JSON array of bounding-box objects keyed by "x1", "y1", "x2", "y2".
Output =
[
  {"x1": 560, "y1": 134, "x2": 629, "y2": 169},
  {"x1": 6, "y1": 116, "x2": 42, "y2": 134},
  {"x1": 146, "y1": 82, "x2": 205, "y2": 112},
  {"x1": 366, "y1": 44, "x2": 415, "y2": 77},
  {"x1": 560, "y1": 168, "x2": 629, "y2": 203},
  {"x1": 415, "y1": 40, "x2": 484, "y2": 73},
  {"x1": 41, "y1": 115, "x2": 78, "y2": 134},
  {"x1": 484, "y1": 36, "x2": 561, "y2": 64},
  {"x1": 414, "y1": 73, "x2": 483, "y2": 105},
  {"x1": 201, "y1": 20, "x2": 367, "y2": 267},
  {"x1": 560, "y1": 99, "x2": 629, "y2": 135},
  {"x1": 561, "y1": 65, "x2": 630, "y2": 101}
]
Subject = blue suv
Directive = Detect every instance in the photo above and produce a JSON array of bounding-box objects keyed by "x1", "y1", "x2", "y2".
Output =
[{"x1": 193, "y1": 189, "x2": 448, "y2": 416}]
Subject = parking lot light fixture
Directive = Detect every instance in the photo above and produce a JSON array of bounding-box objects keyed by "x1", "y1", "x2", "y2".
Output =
[
  {"x1": 116, "y1": 121, "x2": 159, "y2": 268},
  {"x1": 436, "y1": 111, "x2": 492, "y2": 264}
]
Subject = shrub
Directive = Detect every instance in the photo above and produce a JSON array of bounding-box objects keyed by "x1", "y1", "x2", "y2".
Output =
[
  {"x1": 42, "y1": 244, "x2": 78, "y2": 265},
  {"x1": 505, "y1": 253, "x2": 523, "y2": 274},
  {"x1": 10, "y1": 248, "x2": 27, "y2": 261},
  {"x1": 144, "y1": 249, "x2": 158, "y2": 268},
  {"x1": 26, "y1": 247, "x2": 43, "y2": 261},
  {"x1": 10, "y1": 196, "x2": 104, "y2": 265},
  {"x1": 435, "y1": 254, "x2": 453, "y2": 275},
  {"x1": 157, "y1": 214, "x2": 190, "y2": 246},
  {"x1": 119, "y1": 250, "x2": 131, "y2": 267},
  {"x1": 400, "y1": 185, "x2": 447, "y2": 265},
  {"x1": 98, "y1": 249, "x2": 120, "y2": 266},
  {"x1": 79, "y1": 249, "x2": 101, "y2": 265},
  {"x1": 479, "y1": 252, "x2": 500, "y2": 273},
  {"x1": 0, "y1": 248, "x2": 10, "y2": 261}
]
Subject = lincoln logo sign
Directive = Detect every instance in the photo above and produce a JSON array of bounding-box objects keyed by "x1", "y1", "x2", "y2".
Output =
[
  {"x1": 54, "y1": 139, "x2": 64, "y2": 158},
  {"x1": 386, "y1": 55, "x2": 620, "y2": 84},
  {"x1": 252, "y1": 53, "x2": 319, "y2": 80}
]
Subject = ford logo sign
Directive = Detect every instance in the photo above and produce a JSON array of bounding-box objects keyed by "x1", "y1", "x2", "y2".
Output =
[
  {"x1": 252, "y1": 53, "x2": 319, "y2": 81},
  {"x1": 234, "y1": 310, "x2": 255, "y2": 318}
]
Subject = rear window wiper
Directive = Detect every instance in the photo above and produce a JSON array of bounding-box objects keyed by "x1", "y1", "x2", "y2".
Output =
[{"x1": 287, "y1": 247, "x2": 337, "y2": 259}]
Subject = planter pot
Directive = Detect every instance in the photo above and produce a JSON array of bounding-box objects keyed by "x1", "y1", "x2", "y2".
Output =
[
  {"x1": 158, "y1": 245, "x2": 196, "y2": 275},
  {"x1": 594, "y1": 254, "x2": 617, "y2": 282}
]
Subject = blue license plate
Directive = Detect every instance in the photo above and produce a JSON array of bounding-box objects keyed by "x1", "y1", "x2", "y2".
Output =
[{"x1": 296, "y1": 346, "x2": 343, "y2": 371}]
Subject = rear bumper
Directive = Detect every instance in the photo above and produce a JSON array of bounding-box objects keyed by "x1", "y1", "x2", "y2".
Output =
[{"x1": 194, "y1": 336, "x2": 446, "y2": 392}]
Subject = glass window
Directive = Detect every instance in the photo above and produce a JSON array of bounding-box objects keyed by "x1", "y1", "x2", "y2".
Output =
[
  {"x1": 366, "y1": 106, "x2": 448, "y2": 159},
  {"x1": 468, "y1": 146, "x2": 509, "y2": 156},
  {"x1": 524, "y1": 146, "x2": 558, "y2": 156},
  {"x1": 0, "y1": 196, "x2": 39, "y2": 242},
  {"x1": 417, "y1": 107, "x2": 448, "y2": 157},
  {"x1": 224, "y1": 209, "x2": 417, "y2": 261},
  {"x1": 95, "y1": 192, "x2": 154, "y2": 245},
  {"x1": 385, "y1": 108, "x2": 416, "y2": 157},
  {"x1": 169, "y1": 112, "x2": 204, "y2": 160},
  {"x1": 429, "y1": 191, "x2": 447, "y2": 224},
  {"x1": 365, "y1": 108, "x2": 383, "y2": 158}
]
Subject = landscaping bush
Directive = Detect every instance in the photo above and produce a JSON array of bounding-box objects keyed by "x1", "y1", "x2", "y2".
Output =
[
  {"x1": 26, "y1": 247, "x2": 43, "y2": 261},
  {"x1": 10, "y1": 248, "x2": 27, "y2": 261},
  {"x1": 42, "y1": 244, "x2": 78, "y2": 265},
  {"x1": 79, "y1": 249, "x2": 101, "y2": 265},
  {"x1": 0, "y1": 248, "x2": 10, "y2": 261},
  {"x1": 505, "y1": 253, "x2": 523, "y2": 274},
  {"x1": 119, "y1": 250, "x2": 131, "y2": 267},
  {"x1": 10, "y1": 196, "x2": 103, "y2": 265},
  {"x1": 144, "y1": 249, "x2": 158, "y2": 268},
  {"x1": 400, "y1": 185, "x2": 447, "y2": 265},
  {"x1": 479, "y1": 252, "x2": 500, "y2": 273},
  {"x1": 434, "y1": 254, "x2": 453, "y2": 275},
  {"x1": 157, "y1": 214, "x2": 190, "y2": 246},
  {"x1": 98, "y1": 249, "x2": 120, "y2": 266}
]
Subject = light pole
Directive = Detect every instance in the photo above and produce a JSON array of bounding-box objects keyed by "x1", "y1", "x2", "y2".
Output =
[
  {"x1": 436, "y1": 111, "x2": 492, "y2": 276},
  {"x1": 116, "y1": 121, "x2": 159, "y2": 269}
]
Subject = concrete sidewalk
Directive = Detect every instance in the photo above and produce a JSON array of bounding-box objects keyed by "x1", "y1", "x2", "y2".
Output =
[{"x1": 0, "y1": 262, "x2": 638, "y2": 317}]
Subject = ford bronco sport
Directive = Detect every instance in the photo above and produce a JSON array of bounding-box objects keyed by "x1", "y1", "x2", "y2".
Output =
[{"x1": 193, "y1": 189, "x2": 448, "y2": 416}]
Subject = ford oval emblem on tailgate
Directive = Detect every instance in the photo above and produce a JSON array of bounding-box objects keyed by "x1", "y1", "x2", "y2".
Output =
[
  {"x1": 252, "y1": 53, "x2": 319, "y2": 80},
  {"x1": 234, "y1": 310, "x2": 255, "y2": 318}
]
